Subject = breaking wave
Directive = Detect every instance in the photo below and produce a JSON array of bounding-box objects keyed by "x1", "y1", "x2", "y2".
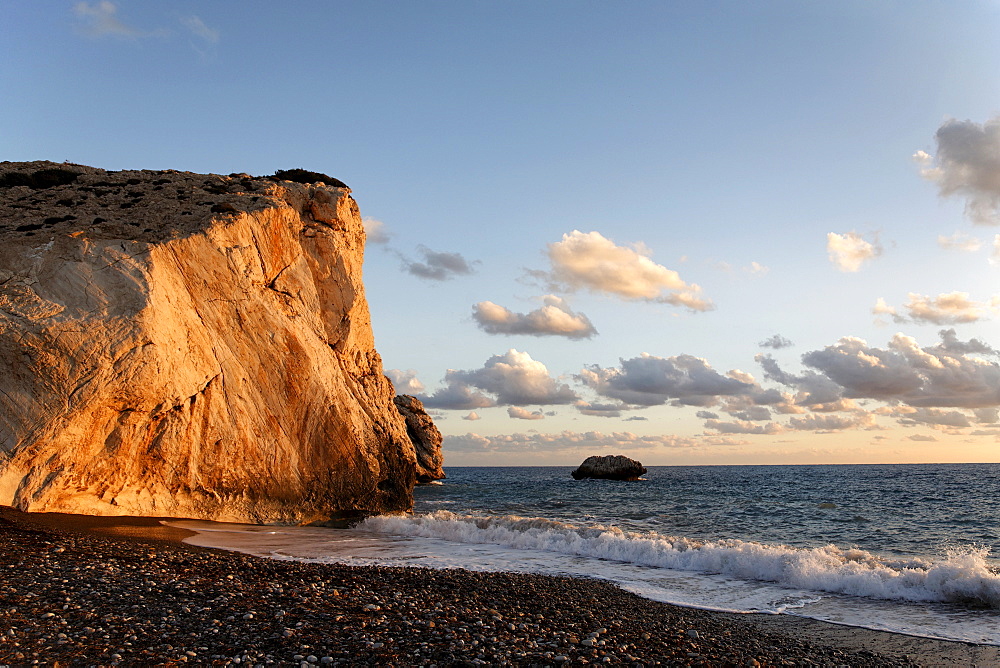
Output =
[{"x1": 361, "y1": 510, "x2": 1000, "y2": 609}]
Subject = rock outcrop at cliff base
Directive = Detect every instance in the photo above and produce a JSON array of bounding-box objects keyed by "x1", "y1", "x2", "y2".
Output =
[
  {"x1": 393, "y1": 394, "x2": 445, "y2": 483},
  {"x1": 0, "y1": 161, "x2": 426, "y2": 524}
]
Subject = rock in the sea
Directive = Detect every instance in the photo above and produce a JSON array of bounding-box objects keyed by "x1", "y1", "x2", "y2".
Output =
[
  {"x1": 0, "y1": 161, "x2": 431, "y2": 523},
  {"x1": 393, "y1": 394, "x2": 445, "y2": 483},
  {"x1": 571, "y1": 455, "x2": 647, "y2": 481}
]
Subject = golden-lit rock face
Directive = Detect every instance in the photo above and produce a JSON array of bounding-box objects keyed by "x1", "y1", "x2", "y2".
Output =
[{"x1": 0, "y1": 162, "x2": 417, "y2": 523}]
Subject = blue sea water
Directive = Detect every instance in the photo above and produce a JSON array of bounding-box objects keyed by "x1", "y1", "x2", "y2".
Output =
[{"x1": 173, "y1": 464, "x2": 1000, "y2": 645}]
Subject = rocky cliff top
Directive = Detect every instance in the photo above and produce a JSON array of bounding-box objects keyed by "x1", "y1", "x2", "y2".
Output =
[{"x1": 0, "y1": 161, "x2": 347, "y2": 244}]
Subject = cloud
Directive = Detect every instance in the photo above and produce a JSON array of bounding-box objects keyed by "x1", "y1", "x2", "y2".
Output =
[
  {"x1": 890, "y1": 406, "x2": 972, "y2": 429},
  {"x1": 508, "y1": 406, "x2": 545, "y2": 420},
  {"x1": 928, "y1": 328, "x2": 998, "y2": 357},
  {"x1": 992, "y1": 235, "x2": 1000, "y2": 265},
  {"x1": 472, "y1": 296, "x2": 597, "y2": 339},
  {"x1": 420, "y1": 349, "x2": 578, "y2": 409},
  {"x1": 462, "y1": 411, "x2": 481, "y2": 421},
  {"x1": 574, "y1": 401, "x2": 628, "y2": 418},
  {"x1": 938, "y1": 232, "x2": 982, "y2": 252},
  {"x1": 727, "y1": 406, "x2": 772, "y2": 421},
  {"x1": 180, "y1": 16, "x2": 219, "y2": 44},
  {"x1": 385, "y1": 368, "x2": 424, "y2": 394},
  {"x1": 827, "y1": 231, "x2": 882, "y2": 272},
  {"x1": 444, "y1": 430, "x2": 743, "y2": 453},
  {"x1": 580, "y1": 353, "x2": 757, "y2": 407},
  {"x1": 73, "y1": 1, "x2": 141, "y2": 38},
  {"x1": 759, "y1": 334, "x2": 794, "y2": 349},
  {"x1": 794, "y1": 331, "x2": 1000, "y2": 409},
  {"x1": 704, "y1": 419, "x2": 783, "y2": 435},
  {"x1": 399, "y1": 246, "x2": 476, "y2": 281},
  {"x1": 874, "y1": 292, "x2": 1000, "y2": 325},
  {"x1": 908, "y1": 434, "x2": 938, "y2": 442},
  {"x1": 363, "y1": 217, "x2": 391, "y2": 245},
  {"x1": 918, "y1": 116, "x2": 1000, "y2": 225},
  {"x1": 787, "y1": 412, "x2": 878, "y2": 432},
  {"x1": 536, "y1": 230, "x2": 712, "y2": 311}
]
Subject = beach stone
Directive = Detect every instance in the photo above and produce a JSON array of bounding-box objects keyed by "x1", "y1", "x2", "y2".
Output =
[
  {"x1": 571, "y1": 455, "x2": 647, "y2": 481},
  {"x1": 0, "y1": 161, "x2": 433, "y2": 523}
]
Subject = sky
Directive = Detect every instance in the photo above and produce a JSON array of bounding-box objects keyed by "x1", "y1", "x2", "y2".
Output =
[{"x1": 4, "y1": 1, "x2": 1000, "y2": 466}]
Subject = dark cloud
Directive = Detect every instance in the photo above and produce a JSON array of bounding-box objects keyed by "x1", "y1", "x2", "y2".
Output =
[
  {"x1": 579, "y1": 353, "x2": 756, "y2": 407},
  {"x1": 399, "y1": 245, "x2": 476, "y2": 281},
  {"x1": 759, "y1": 334, "x2": 794, "y2": 349},
  {"x1": 918, "y1": 116, "x2": 1000, "y2": 225}
]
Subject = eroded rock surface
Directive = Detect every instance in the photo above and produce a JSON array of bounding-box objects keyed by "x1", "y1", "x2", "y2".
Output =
[
  {"x1": 0, "y1": 161, "x2": 422, "y2": 523},
  {"x1": 571, "y1": 455, "x2": 647, "y2": 481},
  {"x1": 393, "y1": 394, "x2": 445, "y2": 483}
]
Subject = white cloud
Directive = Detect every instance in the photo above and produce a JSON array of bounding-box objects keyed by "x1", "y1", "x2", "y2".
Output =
[
  {"x1": 874, "y1": 292, "x2": 1000, "y2": 325},
  {"x1": 180, "y1": 16, "x2": 219, "y2": 44},
  {"x1": 538, "y1": 230, "x2": 712, "y2": 311},
  {"x1": 508, "y1": 406, "x2": 545, "y2": 420},
  {"x1": 363, "y1": 217, "x2": 391, "y2": 245},
  {"x1": 579, "y1": 353, "x2": 758, "y2": 407},
  {"x1": 385, "y1": 368, "x2": 424, "y2": 394},
  {"x1": 399, "y1": 246, "x2": 476, "y2": 281},
  {"x1": 704, "y1": 419, "x2": 783, "y2": 435},
  {"x1": 444, "y1": 430, "x2": 743, "y2": 453},
  {"x1": 462, "y1": 411, "x2": 481, "y2": 421},
  {"x1": 472, "y1": 296, "x2": 597, "y2": 339},
  {"x1": 918, "y1": 116, "x2": 1000, "y2": 225},
  {"x1": 759, "y1": 334, "x2": 793, "y2": 349},
  {"x1": 827, "y1": 231, "x2": 882, "y2": 272},
  {"x1": 938, "y1": 232, "x2": 982, "y2": 252},
  {"x1": 421, "y1": 349, "x2": 578, "y2": 409},
  {"x1": 992, "y1": 235, "x2": 1000, "y2": 265},
  {"x1": 73, "y1": 1, "x2": 141, "y2": 38}
]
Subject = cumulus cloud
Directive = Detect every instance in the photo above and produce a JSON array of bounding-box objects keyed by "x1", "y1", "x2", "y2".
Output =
[
  {"x1": 444, "y1": 430, "x2": 743, "y2": 453},
  {"x1": 992, "y1": 235, "x2": 1000, "y2": 265},
  {"x1": 938, "y1": 232, "x2": 982, "y2": 252},
  {"x1": 890, "y1": 406, "x2": 973, "y2": 429},
  {"x1": 827, "y1": 231, "x2": 882, "y2": 272},
  {"x1": 787, "y1": 412, "x2": 878, "y2": 432},
  {"x1": 929, "y1": 328, "x2": 998, "y2": 357},
  {"x1": 180, "y1": 15, "x2": 219, "y2": 43},
  {"x1": 727, "y1": 406, "x2": 772, "y2": 421},
  {"x1": 420, "y1": 349, "x2": 578, "y2": 409},
  {"x1": 794, "y1": 331, "x2": 1000, "y2": 409},
  {"x1": 918, "y1": 116, "x2": 1000, "y2": 225},
  {"x1": 908, "y1": 434, "x2": 938, "y2": 442},
  {"x1": 759, "y1": 334, "x2": 794, "y2": 349},
  {"x1": 535, "y1": 230, "x2": 712, "y2": 311},
  {"x1": 472, "y1": 296, "x2": 597, "y2": 339},
  {"x1": 462, "y1": 411, "x2": 481, "y2": 421},
  {"x1": 508, "y1": 406, "x2": 545, "y2": 420},
  {"x1": 363, "y1": 218, "x2": 391, "y2": 245},
  {"x1": 399, "y1": 246, "x2": 476, "y2": 281},
  {"x1": 579, "y1": 353, "x2": 757, "y2": 407},
  {"x1": 385, "y1": 369, "x2": 424, "y2": 394},
  {"x1": 874, "y1": 292, "x2": 1000, "y2": 325},
  {"x1": 73, "y1": 1, "x2": 141, "y2": 37}
]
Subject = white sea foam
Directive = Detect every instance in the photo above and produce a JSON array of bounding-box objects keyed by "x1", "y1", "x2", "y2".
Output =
[{"x1": 361, "y1": 510, "x2": 1000, "y2": 609}]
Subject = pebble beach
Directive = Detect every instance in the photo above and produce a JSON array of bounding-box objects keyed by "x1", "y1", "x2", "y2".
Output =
[{"x1": 1, "y1": 506, "x2": 997, "y2": 667}]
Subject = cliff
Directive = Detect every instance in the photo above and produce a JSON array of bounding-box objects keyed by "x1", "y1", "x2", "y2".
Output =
[
  {"x1": 0, "y1": 161, "x2": 428, "y2": 523},
  {"x1": 393, "y1": 395, "x2": 445, "y2": 483}
]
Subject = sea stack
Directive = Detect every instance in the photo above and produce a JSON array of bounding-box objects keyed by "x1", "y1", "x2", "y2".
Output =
[
  {"x1": 571, "y1": 455, "x2": 647, "y2": 481},
  {"x1": 0, "y1": 161, "x2": 430, "y2": 524},
  {"x1": 393, "y1": 394, "x2": 445, "y2": 483}
]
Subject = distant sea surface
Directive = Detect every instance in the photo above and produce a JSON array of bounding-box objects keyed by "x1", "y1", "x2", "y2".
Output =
[{"x1": 174, "y1": 464, "x2": 1000, "y2": 645}]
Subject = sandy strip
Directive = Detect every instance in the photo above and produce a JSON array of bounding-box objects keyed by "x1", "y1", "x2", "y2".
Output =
[{"x1": 1, "y1": 506, "x2": 997, "y2": 666}]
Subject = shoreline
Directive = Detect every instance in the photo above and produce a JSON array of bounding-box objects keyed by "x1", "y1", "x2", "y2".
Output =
[{"x1": 1, "y1": 507, "x2": 996, "y2": 666}]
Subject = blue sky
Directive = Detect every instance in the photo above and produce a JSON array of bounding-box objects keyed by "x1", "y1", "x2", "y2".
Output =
[{"x1": 5, "y1": 1, "x2": 1000, "y2": 465}]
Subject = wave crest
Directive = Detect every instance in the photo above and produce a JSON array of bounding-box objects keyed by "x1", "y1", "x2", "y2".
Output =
[{"x1": 361, "y1": 510, "x2": 1000, "y2": 609}]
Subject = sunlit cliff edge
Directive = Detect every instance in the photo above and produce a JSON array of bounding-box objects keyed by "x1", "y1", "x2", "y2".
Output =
[{"x1": 0, "y1": 161, "x2": 442, "y2": 524}]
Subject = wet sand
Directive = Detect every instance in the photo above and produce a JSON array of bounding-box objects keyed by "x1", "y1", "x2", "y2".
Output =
[{"x1": 1, "y1": 506, "x2": 996, "y2": 666}]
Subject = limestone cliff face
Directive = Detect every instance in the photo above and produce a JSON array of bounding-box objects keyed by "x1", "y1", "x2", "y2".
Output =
[{"x1": 0, "y1": 161, "x2": 421, "y2": 523}]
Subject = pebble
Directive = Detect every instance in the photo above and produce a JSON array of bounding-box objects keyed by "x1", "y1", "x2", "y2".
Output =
[{"x1": 0, "y1": 507, "x2": 917, "y2": 667}]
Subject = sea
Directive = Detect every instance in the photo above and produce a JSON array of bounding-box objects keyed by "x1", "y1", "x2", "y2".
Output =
[{"x1": 171, "y1": 464, "x2": 1000, "y2": 646}]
